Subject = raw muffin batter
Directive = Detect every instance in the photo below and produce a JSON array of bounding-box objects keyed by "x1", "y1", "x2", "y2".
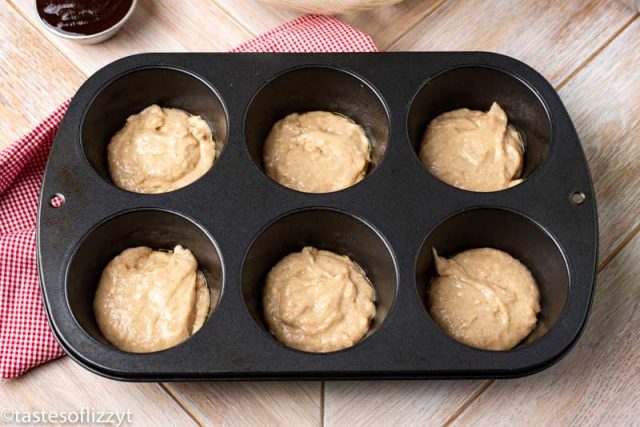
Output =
[
  {"x1": 263, "y1": 111, "x2": 371, "y2": 193},
  {"x1": 263, "y1": 247, "x2": 376, "y2": 352},
  {"x1": 419, "y1": 103, "x2": 524, "y2": 192},
  {"x1": 107, "y1": 105, "x2": 216, "y2": 194},
  {"x1": 428, "y1": 248, "x2": 540, "y2": 351},
  {"x1": 94, "y1": 245, "x2": 210, "y2": 353}
]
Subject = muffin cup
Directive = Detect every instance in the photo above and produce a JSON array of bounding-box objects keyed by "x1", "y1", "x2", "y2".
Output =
[
  {"x1": 81, "y1": 66, "x2": 228, "y2": 191},
  {"x1": 241, "y1": 208, "x2": 397, "y2": 351},
  {"x1": 66, "y1": 209, "x2": 223, "y2": 351},
  {"x1": 407, "y1": 65, "x2": 552, "y2": 186},
  {"x1": 415, "y1": 208, "x2": 570, "y2": 348},
  {"x1": 245, "y1": 66, "x2": 390, "y2": 192}
]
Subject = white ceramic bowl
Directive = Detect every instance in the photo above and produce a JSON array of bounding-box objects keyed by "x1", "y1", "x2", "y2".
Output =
[
  {"x1": 37, "y1": 0, "x2": 138, "y2": 44},
  {"x1": 260, "y1": 0, "x2": 406, "y2": 14}
]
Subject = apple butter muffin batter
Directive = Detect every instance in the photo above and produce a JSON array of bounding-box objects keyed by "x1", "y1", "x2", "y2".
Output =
[
  {"x1": 263, "y1": 247, "x2": 376, "y2": 352},
  {"x1": 107, "y1": 105, "x2": 216, "y2": 194},
  {"x1": 428, "y1": 248, "x2": 540, "y2": 351},
  {"x1": 94, "y1": 245, "x2": 210, "y2": 353},
  {"x1": 419, "y1": 103, "x2": 524, "y2": 192},
  {"x1": 263, "y1": 111, "x2": 371, "y2": 193}
]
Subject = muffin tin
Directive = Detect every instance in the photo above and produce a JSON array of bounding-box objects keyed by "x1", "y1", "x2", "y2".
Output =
[{"x1": 37, "y1": 52, "x2": 598, "y2": 380}]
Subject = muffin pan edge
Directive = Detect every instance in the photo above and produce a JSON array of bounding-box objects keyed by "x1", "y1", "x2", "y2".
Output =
[{"x1": 37, "y1": 52, "x2": 598, "y2": 380}]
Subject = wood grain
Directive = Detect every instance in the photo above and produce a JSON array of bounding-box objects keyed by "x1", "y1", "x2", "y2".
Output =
[
  {"x1": 215, "y1": 0, "x2": 447, "y2": 49},
  {"x1": 0, "y1": 2, "x2": 83, "y2": 147},
  {"x1": 167, "y1": 382, "x2": 322, "y2": 427},
  {"x1": 0, "y1": 358, "x2": 196, "y2": 425},
  {"x1": 340, "y1": 0, "x2": 447, "y2": 49},
  {"x1": 214, "y1": 0, "x2": 298, "y2": 35},
  {"x1": 8, "y1": 0, "x2": 252, "y2": 76},
  {"x1": 454, "y1": 231, "x2": 640, "y2": 426},
  {"x1": 325, "y1": 381, "x2": 484, "y2": 426},
  {"x1": 559, "y1": 18, "x2": 640, "y2": 260},
  {"x1": 391, "y1": 0, "x2": 634, "y2": 85}
]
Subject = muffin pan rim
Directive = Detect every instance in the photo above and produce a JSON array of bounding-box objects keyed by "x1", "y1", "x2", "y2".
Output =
[{"x1": 37, "y1": 52, "x2": 598, "y2": 380}]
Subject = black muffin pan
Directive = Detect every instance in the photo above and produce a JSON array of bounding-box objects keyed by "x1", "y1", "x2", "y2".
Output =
[{"x1": 37, "y1": 53, "x2": 598, "y2": 381}]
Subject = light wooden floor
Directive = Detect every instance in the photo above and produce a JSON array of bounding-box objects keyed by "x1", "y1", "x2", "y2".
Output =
[{"x1": 1, "y1": 0, "x2": 639, "y2": 425}]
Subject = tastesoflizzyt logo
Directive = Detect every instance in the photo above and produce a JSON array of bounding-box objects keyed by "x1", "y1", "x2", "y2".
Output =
[{"x1": 0, "y1": 408, "x2": 133, "y2": 426}]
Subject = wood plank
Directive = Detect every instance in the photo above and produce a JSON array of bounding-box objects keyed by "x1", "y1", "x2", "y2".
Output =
[
  {"x1": 214, "y1": 0, "x2": 447, "y2": 50},
  {"x1": 8, "y1": 0, "x2": 252, "y2": 76},
  {"x1": 0, "y1": 358, "x2": 196, "y2": 425},
  {"x1": 325, "y1": 381, "x2": 484, "y2": 426},
  {"x1": 0, "y1": 2, "x2": 83, "y2": 147},
  {"x1": 340, "y1": 0, "x2": 447, "y2": 49},
  {"x1": 559, "y1": 18, "x2": 640, "y2": 259},
  {"x1": 453, "y1": 231, "x2": 640, "y2": 425},
  {"x1": 214, "y1": 0, "x2": 297, "y2": 36},
  {"x1": 391, "y1": 0, "x2": 634, "y2": 85},
  {"x1": 166, "y1": 382, "x2": 322, "y2": 427}
]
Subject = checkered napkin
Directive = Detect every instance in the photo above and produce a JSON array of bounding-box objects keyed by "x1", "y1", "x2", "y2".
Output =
[{"x1": 0, "y1": 14, "x2": 377, "y2": 379}]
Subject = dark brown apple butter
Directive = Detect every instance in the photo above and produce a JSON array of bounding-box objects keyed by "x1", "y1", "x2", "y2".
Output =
[{"x1": 36, "y1": 0, "x2": 134, "y2": 36}]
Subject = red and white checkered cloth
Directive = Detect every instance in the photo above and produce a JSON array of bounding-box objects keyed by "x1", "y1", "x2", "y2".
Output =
[{"x1": 0, "y1": 14, "x2": 377, "y2": 380}]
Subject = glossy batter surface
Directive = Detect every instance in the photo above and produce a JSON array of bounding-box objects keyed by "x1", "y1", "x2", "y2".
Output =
[
  {"x1": 264, "y1": 111, "x2": 371, "y2": 193},
  {"x1": 94, "y1": 245, "x2": 210, "y2": 353},
  {"x1": 36, "y1": 0, "x2": 133, "y2": 35},
  {"x1": 428, "y1": 248, "x2": 540, "y2": 351},
  {"x1": 108, "y1": 105, "x2": 216, "y2": 194},
  {"x1": 263, "y1": 247, "x2": 376, "y2": 353},
  {"x1": 419, "y1": 103, "x2": 524, "y2": 192}
]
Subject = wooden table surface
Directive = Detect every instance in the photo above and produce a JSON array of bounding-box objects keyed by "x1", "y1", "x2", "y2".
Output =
[{"x1": 1, "y1": 0, "x2": 639, "y2": 425}]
